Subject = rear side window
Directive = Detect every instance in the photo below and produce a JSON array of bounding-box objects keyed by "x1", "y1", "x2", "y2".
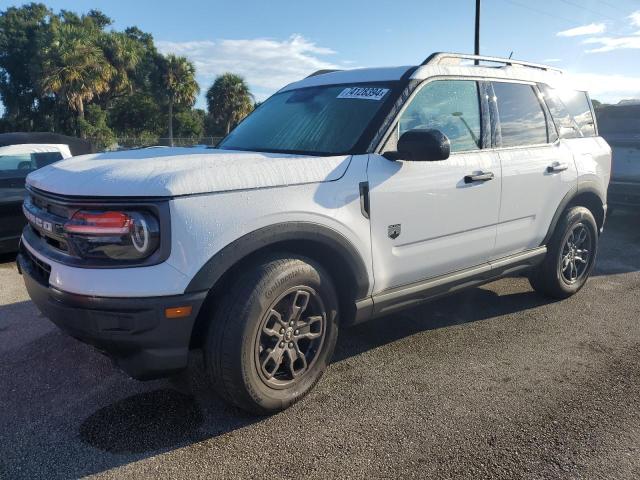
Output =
[
  {"x1": 559, "y1": 91, "x2": 596, "y2": 137},
  {"x1": 538, "y1": 84, "x2": 581, "y2": 139},
  {"x1": 32, "y1": 151, "x2": 63, "y2": 168},
  {"x1": 399, "y1": 80, "x2": 482, "y2": 153},
  {"x1": 493, "y1": 82, "x2": 548, "y2": 147}
]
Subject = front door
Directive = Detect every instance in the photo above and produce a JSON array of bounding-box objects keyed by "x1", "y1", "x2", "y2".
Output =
[{"x1": 367, "y1": 79, "x2": 501, "y2": 293}]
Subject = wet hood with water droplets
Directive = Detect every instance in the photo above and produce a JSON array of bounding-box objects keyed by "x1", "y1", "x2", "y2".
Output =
[{"x1": 26, "y1": 147, "x2": 352, "y2": 197}]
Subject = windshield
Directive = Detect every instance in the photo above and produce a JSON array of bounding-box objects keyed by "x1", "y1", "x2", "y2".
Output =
[{"x1": 218, "y1": 84, "x2": 395, "y2": 155}]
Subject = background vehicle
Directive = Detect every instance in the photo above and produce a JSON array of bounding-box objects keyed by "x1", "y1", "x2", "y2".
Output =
[
  {"x1": 0, "y1": 133, "x2": 92, "y2": 253},
  {"x1": 596, "y1": 104, "x2": 640, "y2": 211},
  {"x1": 17, "y1": 53, "x2": 611, "y2": 414}
]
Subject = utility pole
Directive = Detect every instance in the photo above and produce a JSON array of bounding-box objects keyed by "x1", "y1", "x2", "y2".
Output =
[{"x1": 474, "y1": 0, "x2": 481, "y2": 65}]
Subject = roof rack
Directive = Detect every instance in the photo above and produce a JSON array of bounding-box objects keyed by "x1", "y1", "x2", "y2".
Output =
[
  {"x1": 306, "y1": 69, "x2": 342, "y2": 78},
  {"x1": 421, "y1": 52, "x2": 561, "y2": 73}
]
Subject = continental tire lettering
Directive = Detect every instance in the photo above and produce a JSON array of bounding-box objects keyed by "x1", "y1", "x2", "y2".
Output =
[{"x1": 265, "y1": 268, "x2": 307, "y2": 298}]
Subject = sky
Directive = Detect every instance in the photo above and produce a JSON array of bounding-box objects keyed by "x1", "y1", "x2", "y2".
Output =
[{"x1": 2, "y1": 0, "x2": 640, "y2": 107}]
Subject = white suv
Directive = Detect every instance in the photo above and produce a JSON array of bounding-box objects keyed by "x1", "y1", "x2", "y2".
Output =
[{"x1": 18, "y1": 53, "x2": 611, "y2": 414}]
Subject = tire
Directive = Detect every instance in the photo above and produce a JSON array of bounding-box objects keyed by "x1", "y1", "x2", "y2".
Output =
[
  {"x1": 529, "y1": 206, "x2": 598, "y2": 299},
  {"x1": 204, "y1": 253, "x2": 339, "y2": 414}
]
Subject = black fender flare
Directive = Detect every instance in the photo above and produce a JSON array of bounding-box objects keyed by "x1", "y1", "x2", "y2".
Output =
[
  {"x1": 541, "y1": 184, "x2": 606, "y2": 246},
  {"x1": 184, "y1": 221, "x2": 371, "y2": 299}
]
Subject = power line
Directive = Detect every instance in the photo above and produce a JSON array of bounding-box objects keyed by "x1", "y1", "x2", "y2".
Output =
[
  {"x1": 500, "y1": 0, "x2": 584, "y2": 27},
  {"x1": 556, "y1": 0, "x2": 620, "y2": 23}
]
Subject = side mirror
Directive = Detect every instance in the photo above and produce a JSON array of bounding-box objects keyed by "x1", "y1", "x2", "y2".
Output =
[{"x1": 395, "y1": 129, "x2": 451, "y2": 161}]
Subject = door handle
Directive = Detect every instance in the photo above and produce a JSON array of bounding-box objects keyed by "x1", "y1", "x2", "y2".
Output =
[
  {"x1": 464, "y1": 171, "x2": 494, "y2": 184},
  {"x1": 547, "y1": 162, "x2": 569, "y2": 173}
]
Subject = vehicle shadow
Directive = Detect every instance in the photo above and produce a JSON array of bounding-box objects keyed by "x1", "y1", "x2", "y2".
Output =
[
  {"x1": 333, "y1": 287, "x2": 553, "y2": 364},
  {"x1": 0, "y1": 283, "x2": 556, "y2": 479},
  {"x1": 1, "y1": 207, "x2": 638, "y2": 479},
  {"x1": 0, "y1": 251, "x2": 17, "y2": 265},
  {"x1": 592, "y1": 208, "x2": 640, "y2": 276}
]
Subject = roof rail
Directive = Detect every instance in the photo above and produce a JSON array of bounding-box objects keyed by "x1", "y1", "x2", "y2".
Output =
[
  {"x1": 421, "y1": 52, "x2": 562, "y2": 73},
  {"x1": 306, "y1": 69, "x2": 342, "y2": 78}
]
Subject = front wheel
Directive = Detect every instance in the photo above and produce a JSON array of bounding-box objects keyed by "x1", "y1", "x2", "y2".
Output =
[
  {"x1": 529, "y1": 206, "x2": 598, "y2": 299},
  {"x1": 204, "y1": 254, "x2": 339, "y2": 414}
]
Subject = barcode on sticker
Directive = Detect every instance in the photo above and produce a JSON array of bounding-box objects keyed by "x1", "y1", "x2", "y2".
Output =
[{"x1": 337, "y1": 87, "x2": 389, "y2": 101}]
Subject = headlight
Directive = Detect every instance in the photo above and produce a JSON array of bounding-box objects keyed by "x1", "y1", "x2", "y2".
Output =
[{"x1": 63, "y1": 210, "x2": 160, "y2": 261}]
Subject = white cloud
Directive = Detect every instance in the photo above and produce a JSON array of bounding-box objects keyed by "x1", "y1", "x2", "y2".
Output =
[
  {"x1": 557, "y1": 23, "x2": 606, "y2": 37},
  {"x1": 565, "y1": 71, "x2": 640, "y2": 103},
  {"x1": 582, "y1": 35, "x2": 640, "y2": 53},
  {"x1": 579, "y1": 11, "x2": 640, "y2": 53},
  {"x1": 157, "y1": 34, "x2": 340, "y2": 105}
]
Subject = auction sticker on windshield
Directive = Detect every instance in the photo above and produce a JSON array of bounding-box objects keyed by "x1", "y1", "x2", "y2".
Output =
[{"x1": 337, "y1": 87, "x2": 389, "y2": 100}]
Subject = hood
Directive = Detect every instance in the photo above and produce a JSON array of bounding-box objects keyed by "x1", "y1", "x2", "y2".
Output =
[{"x1": 26, "y1": 147, "x2": 352, "y2": 197}]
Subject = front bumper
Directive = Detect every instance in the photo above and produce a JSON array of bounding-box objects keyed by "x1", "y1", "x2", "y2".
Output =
[
  {"x1": 17, "y1": 246, "x2": 207, "y2": 380},
  {"x1": 608, "y1": 181, "x2": 640, "y2": 207}
]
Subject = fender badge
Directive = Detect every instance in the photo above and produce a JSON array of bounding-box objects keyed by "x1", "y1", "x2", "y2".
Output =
[{"x1": 388, "y1": 224, "x2": 401, "y2": 240}]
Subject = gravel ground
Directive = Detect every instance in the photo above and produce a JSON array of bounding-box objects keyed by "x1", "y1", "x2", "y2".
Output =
[{"x1": 0, "y1": 210, "x2": 639, "y2": 480}]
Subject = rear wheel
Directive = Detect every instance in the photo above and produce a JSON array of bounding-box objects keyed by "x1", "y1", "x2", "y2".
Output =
[
  {"x1": 529, "y1": 206, "x2": 598, "y2": 299},
  {"x1": 204, "y1": 254, "x2": 339, "y2": 414}
]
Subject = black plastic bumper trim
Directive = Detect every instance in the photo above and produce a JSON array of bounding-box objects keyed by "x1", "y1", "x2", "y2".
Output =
[{"x1": 17, "y1": 252, "x2": 207, "y2": 379}]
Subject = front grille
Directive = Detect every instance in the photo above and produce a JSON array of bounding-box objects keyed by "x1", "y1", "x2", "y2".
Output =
[
  {"x1": 25, "y1": 189, "x2": 72, "y2": 256},
  {"x1": 30, "y1": 191, "x2": 72, "y2": 218},
  {"x1": 21, "y1": 243, "x2": 52, "y2": 286}
]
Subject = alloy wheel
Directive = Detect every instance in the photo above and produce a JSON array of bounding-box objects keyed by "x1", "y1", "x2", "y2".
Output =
[
  {"x1": 254, "y1": 287, "x2": 326, "y2": 388},
  {"x1": 559, "y1": 222, "x2": 592, "y2": 284}
]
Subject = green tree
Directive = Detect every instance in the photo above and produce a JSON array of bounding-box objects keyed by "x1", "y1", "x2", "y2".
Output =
[
  {"x1": 109, "y1": 92, "x2": 164, "y2": 140},
  {"x1": 0, "y1": 3, "x2": 52, "y2": 130},
  {"x1": 173, "y1": 108, "x2": 205, "y2": 142},
  {"x1": 206, "y1": 73, "x2": 254, "y2": 135},
  {"x1": 78, "y1": 103, "x2": 115, "y2": 150},
  {"x1": 100, "y1": 31, "x2": 143, "y2": 100},
  {"x1": 40, "y1": 21, "x2": 115, "y2": 135},
  {"x1": 160, "y1": 54, "x2": 199, "y2": 146}
]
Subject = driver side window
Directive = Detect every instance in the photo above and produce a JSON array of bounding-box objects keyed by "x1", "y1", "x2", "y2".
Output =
[{"x1": 399, "y1": 80, "x2": 482, "y2": 153}]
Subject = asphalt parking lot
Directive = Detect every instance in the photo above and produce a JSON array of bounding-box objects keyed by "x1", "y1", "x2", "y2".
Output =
[{"x1": 1, "y1": 210, "x2": 639, "y2": 480}]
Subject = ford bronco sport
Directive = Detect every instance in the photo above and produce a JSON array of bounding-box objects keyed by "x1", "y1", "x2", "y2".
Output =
[{"x1": 17, "y1": 53, "x2": 611, "y2": 414}]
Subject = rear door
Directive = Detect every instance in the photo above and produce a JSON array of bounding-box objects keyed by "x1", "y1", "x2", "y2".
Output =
[
  {"x1": 491, "y1": 81, "x2": 577, "y2": 258},
  {"x1": 367, "y1": 78, "x2": 501, "y2": 292}
]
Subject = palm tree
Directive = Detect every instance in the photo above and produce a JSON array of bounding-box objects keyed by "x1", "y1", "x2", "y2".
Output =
[
  {"x1": 206, "y1": 73, "x2": 254, "y2": 135},
  {"x1": 101, "y1": 31, "x2": 143, "y2": 99},
  {"x1": 161, "y1": 54, "x2": 199, "y2": 146},
  {"x1": 40, "y1": 22, "x2": 115, "y2": 134}
]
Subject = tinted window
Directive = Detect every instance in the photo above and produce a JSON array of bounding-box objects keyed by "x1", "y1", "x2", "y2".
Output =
[
  {"x1": 219, "y1": 84, "x2": 394, "y2": 155},
  {"x1": 493, "y1": 82, "x2": 548, "y2": 147},
  {"x1": 559, "y1": 91, "x2": 596, "y2": 137},
  {"x1": 539, "y1": 84, "x2": 580, "y2": 139},
  {"x1": 399, "y1": 80, "x2": 481, "y2": 152},
  {"x1": 0, "y1": 151, "x2": 63, "y2": 177},
  {"x1": 32, "y1": 151, "x2": 63, "y2": 168}
]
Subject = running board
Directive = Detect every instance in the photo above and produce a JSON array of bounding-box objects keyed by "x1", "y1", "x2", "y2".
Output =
[{"x1": 352, "y1": 247, "x2": 547, "y2": 324}]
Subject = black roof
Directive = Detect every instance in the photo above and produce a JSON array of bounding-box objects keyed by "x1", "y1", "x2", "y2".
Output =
[{"x1": 0, "y1": 132, "x2": 94, "y2": 156}]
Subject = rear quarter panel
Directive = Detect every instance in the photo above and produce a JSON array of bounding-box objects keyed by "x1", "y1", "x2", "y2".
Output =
[{"x1": 569, "y1": 136, "x2": 612, "y2": 203}]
